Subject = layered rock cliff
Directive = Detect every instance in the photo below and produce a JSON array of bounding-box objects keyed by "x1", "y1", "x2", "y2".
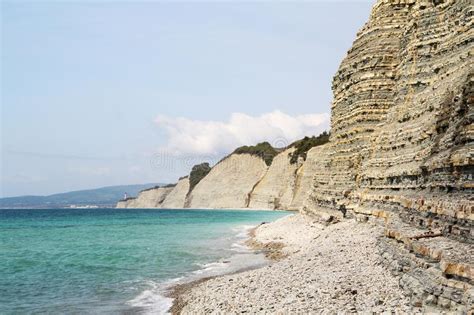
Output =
[
  {"x1": 307, "y1": 0, "x2": 473, "y2": 230},
  {"x1": 302, "y1": 0, "x2": 473, "y2": 311},
  {"x1": 116, "y1": 0, "x2": 473, "y2": 223}
]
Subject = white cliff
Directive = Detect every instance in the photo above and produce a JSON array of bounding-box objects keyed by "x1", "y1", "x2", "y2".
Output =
[
  {"x1": 115, "y1": 186, "x2": 173, "y2": 208},
  {"x1": 187, "y1": 154, "x2": 268, "y2": 209},
  {"x1": 248, "y1": 148, "x2": 299, "y2": 210},
  {"x1": 161, "y1": 177, "x2": 190, "y2": 209}
]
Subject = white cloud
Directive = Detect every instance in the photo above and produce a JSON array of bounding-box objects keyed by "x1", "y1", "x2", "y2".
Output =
[{"x1": 154, "y1": 110, "x2": 330, "y2": 156}]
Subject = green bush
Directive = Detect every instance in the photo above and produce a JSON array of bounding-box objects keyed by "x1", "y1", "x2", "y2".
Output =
[
  {"x1": 233, "y1": 142, "x2": 279, "y2": 166},
  {"x1": 139, "y1": 185, "x2": 162, "y2": 193},
  {"x1": 139, "y1": 183, "x2": 176, "y2": 192},
  {"x1": 289, "y1": 131, "x2": 330, "y2": 164},
  {"x1": 188, "y1": 163, "x2": 212, "y2": 192},
  {"x1": 163, "y1": 183, "x2": 177, "y2": 188}
]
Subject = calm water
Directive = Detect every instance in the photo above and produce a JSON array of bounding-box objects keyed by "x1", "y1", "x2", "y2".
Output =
[{"x1": 0, "y1": 208, "x2": 289, "y2": 314}]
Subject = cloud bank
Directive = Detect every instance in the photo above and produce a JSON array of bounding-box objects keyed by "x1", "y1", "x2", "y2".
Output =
[{"x1": 155, "y1": 110, "x2": 330, "y2": 156}]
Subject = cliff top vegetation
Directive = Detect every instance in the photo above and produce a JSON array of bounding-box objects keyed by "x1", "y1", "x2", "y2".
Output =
[
  {"x1": 289, "y1": 131, "x2": 330, "y2": 164},
  {"x1": 233, "y1": 142, "x2": 279, "y2": 166},
  {"x1": 189, "y1": 163, "x2": 212, "y2": 193},
  {"x1": 139, "y1": 183, "x2": 176, "y2": 193}
]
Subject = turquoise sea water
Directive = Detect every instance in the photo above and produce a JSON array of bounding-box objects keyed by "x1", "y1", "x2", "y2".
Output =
[{"x1": 0, "y1": 208, "x2": 289, "y2": 314}]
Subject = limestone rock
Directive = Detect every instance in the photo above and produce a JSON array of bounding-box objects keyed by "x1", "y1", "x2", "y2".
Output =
[
  {"x1": 161, "y1": 177, "x2": 190, "y2": 209},
  {"x1": 187, "y1": 154, "x2": 268, "y2": 209},
  {"x1": 116, "y1": 186, "x2": 173, "y2": 208},
  {"x1": 305, "y1": 0, "x2": 473, "y2": 237},
  {"x1": 302, "y1": 1, "x2": 474, "y2": 311},
  {"x1": 248, "y1": 148, "x2": 299, "y2": 210},
  {"x1": 116, "y1": 199, "x2": 132, "y2": 208},
  {"x1": 290, "y1": 145, "x2": 331, "y2": 211}
]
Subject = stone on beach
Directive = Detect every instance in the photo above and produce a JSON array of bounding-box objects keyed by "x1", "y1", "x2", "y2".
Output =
[{"x1": 173, "y1": 214, "x2": 415, "y2": 314}]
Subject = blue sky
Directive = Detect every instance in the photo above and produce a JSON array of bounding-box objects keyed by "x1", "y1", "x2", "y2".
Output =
[{"x1": 1, "y1": 1, "x2": 373, "y2": 197}]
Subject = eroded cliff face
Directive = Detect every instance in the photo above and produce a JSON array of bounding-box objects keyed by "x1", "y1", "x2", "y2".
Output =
[
  {"x1": 294, "y1": 144, "x2": 332, "y2": 212},
  {"x1": 247, "y1": 148, "x2": 299, "y2": 210},
  {"x1": 116, "y1": 187, "x2": 173, "y2": 208},
  {"x1": 115, "y1": 149, "x2": 320, "y2": 210},
  {"x1": 309, "y1": 0, "x2": 473, "y2": 229},
  {"x1": 160, "y1": 177, "x2": 190, "y2": 209},
  {"x1": 303, "y1": 0, "x2": 473, "y2": 311},
  {"x1": 187, "y1": 154, "x2": 268, "y2": 209}
]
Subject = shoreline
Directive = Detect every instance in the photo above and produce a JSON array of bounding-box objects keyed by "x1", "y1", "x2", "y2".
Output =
[
  {"x1": 167, "y1": 214, "x2": 417, "y2": 314},
  {"x1": 165, "y1": 219, "x2": 292, "y2": 314},
  {"x1": 167, "y1": 277, "x2": 214, "y2": 315},
  {"x1": 164, "y1": 208, "x2": 295, "y2": 213}
]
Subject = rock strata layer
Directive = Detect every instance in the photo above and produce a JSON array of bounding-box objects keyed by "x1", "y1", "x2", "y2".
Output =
[{"x1": 302, "y1": 1, "x2": 473, "y2": 311}]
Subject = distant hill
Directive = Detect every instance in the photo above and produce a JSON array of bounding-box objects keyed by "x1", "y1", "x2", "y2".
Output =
[{"x1": 0, "y1": 184, "x2": 163, "y2": 208}]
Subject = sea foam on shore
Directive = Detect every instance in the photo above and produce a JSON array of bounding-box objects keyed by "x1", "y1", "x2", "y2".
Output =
[{"x1": 130, "y1": 222, "x2": 280, "y2": 314}]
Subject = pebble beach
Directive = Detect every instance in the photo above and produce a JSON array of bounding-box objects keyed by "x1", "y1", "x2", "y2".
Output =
[{"x1": 169, "y1": 214, "x2": 417, "y2": 314}]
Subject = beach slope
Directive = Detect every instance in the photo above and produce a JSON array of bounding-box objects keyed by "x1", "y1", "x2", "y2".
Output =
[{"x1": 171, "y1": 214, "x2": 416, "y2": 313}]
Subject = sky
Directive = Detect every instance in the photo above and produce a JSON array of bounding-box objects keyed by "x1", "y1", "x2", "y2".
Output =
[{"x1": 1, "y1": 0, "x2": 373, "y2": 197}]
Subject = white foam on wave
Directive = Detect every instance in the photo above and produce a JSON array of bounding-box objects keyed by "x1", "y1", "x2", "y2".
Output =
[
  {"x1": 128, "y1": 222, "x2": 268, "y2": 314},
  {"x1": 127, "y1": 280, "x2": 174, "y2": 315},
  {"x1": 187, "y1": 223, "x2": 267, "y2": 279},
  {"x1": 192, "y1": 262, "x2": 225, "y2": 275},
  {"x1": 232, "y1": 224, "x2": 256, "y2": 239},
  {"x1": 231, "y1": 242, "x2": 251, "y2": 252}
]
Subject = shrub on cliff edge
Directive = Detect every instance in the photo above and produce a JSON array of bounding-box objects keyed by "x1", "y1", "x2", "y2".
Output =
[
  {"x1": 233, "y1": 142, "x2": 278, "y2": 166},
  {"x1": 188, "y1": 163, "x2": 212, "y2": 193},
  {"x1": 289, "y1": 131, "x2": 330, "y2": 164}
]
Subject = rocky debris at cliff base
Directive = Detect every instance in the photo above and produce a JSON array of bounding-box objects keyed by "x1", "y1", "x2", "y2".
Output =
[{"x1": 174, "y1": 214, "x2": 417, "y2": 314}]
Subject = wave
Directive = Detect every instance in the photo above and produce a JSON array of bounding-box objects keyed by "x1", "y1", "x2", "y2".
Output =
[
  {"x1": 126, "y1": 280, "x2": 174, "y2": 315},
  {"x1": 127, "y1": 223, "x2": 268, "y2": 314},
  {"x1": 232, "y1": 224, "x2": 256, "y2": 239}
]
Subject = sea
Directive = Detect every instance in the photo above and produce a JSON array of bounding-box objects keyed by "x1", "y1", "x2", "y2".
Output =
[{"x1": 0, "y1": 208, "x2": 289, "y2": 314}]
